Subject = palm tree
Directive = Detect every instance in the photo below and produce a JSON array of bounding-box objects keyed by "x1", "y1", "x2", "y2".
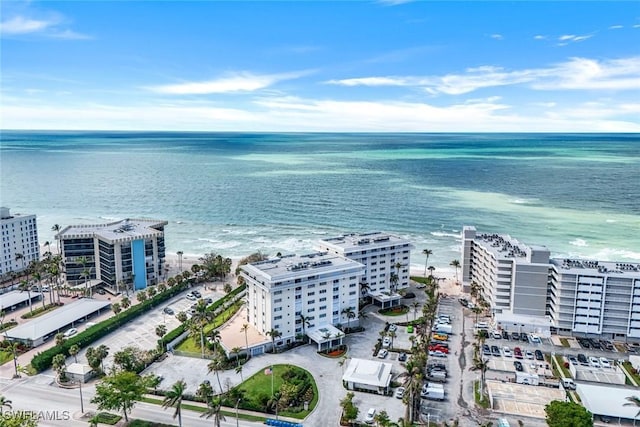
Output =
[
  {"x1": 298, "y1": 313, "x2": 311, "y2": 339},
  {"x1": 427, "y1": 265, "x2": 435, "y2": 278},
  {"x1": 201, "y1": 397, "x2": 226, "y2": 427},
  {"x1": 412, "y1": 302, "x2": 421, "y2": 321},
  {"x1": 450, "y1": 259, "x2": 461, "y2": 284},
  {"x1": 231, "y1": 346, "x2": 242, "y2": 366},
  {"x1": 18, "y1": 279, "x2": 33, "y2": 314},
  {"x1": 0, "y1": 395, "x2": 12, "y2": 414},
  {"x1": 51, "y1": 224, "x2": 61, "y2": 254},
  {"x1": 240, "y1": 323, "x2": 250, "y2": 359},
  {"x1": 422, "y1": 249, "x2": 433, "y2": 277},
  {"x1": 196, "y1": 380, "x2": 214, "y2": 403},
  {"x1": 55, "y1": 332, "x2": 66, "y2": 347},
  {"x1": 388, "y1": 330, "x2": 397, "y2": 349},
  {"x1": 235, "y1": 365, "x2": 244, "y2": 382},
  {"x1": 121, "y1": 296, "x2": 131, "y2": 310},
  {"x1": 69, "y1": 344, "x2": 80, "y2": 363},
  {"x1": 342, "y1": 306, "x2": 356, "y2": 332},
  {"x1": 266, "y1": 328, "x2": 282, "y2": 353},
  {"x1": 625, "y1": 396, "x2": 640, "y2": 426},
  {"x1": 359, "y1": 281, "x2": 370, "y2": 297},
  {"x1": 207, "y1": 354, "x2": 225, "y2": 394},
  {"x1": 52, "y1": 353, "x2": 67, "y2": 381},
  {"x1": 389, "y1": 273, "x2": 399, "y2": 293},
  {"x1": 162, "y1": 379, "x2": 186, "y2": 427},
  {"x1": 156, "y1": 324, "x2": 167, "y2": 351}
]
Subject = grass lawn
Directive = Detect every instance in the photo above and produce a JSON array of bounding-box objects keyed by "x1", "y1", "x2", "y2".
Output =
[
  {"x1": 232, "y1": 364, "x2": 317, "y2": 419},
  {"x1": 20, "y1": 303, "x2": 61, "y2": 319},
  {"x1": 128, "y1": 420, "x2": 175, "y2": 427},
  {"x1": 0, "y1": 321, "x2": 17, "y2": 333},
  {"x1": 553, "y1": 355, "x2": 571, "y2": 378},
  {"x1": 559, "y1": 338, "x2": 570, "y2": 347},
  {"x1": 175, "y1": 300, "x2": 243, "y2": 353},
  {"x1": 623, "y1": 361, "x2": 640, "y2": 385},
  {"x1": 94, "y1": 412, "x2": 122, "y2": 425}
]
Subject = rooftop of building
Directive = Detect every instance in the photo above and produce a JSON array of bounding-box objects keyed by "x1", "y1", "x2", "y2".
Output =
[
  {"x1": 577, "y1": 383, "x2": 640, "y2": 420},
  {"x1": 318, "y1": 232, "x2": 413, "y2": 252},
  {"x1": 342, "y1": 358, "x2": 393, "y2": 388},
  {"x1": 241, "y1": 252, "x2": 365, "y2": 282},
  {"x1": 551, "y1": 258, "x2": 640, "y2": 276},
  {"x1": 0, "y1": 290, "x2": 41, "y2": 309},
  {"x1": 0, "y1": 207, "x2": 35, "y2": 220},
  {"x1": 56, "y1": 218, "x2": 168, "y2": 243},
  {"x1": 5, "y1": 299, "x2": 111, "y2": 341},
  {"x1": 470, "y1": 231, "x2": 549, "y2": 262}
]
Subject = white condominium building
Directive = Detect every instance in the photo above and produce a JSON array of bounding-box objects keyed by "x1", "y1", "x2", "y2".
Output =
[
  {"x1": 240, "y1": 252, "x2": 365, "y2": 346},
  {"x1": 56, "y1": 218, "x2": 167, "y2": 291},
  {"x1": 317, "y1": 232, "x2": 414, "y2": 297},
  {"x1": 548, "y1": 259, "x2": 640, "y2": 339},
  {"x1": 0, "y1": 207, "x2": 40, "y2": 276},
  {"x1": 461, "y1": 226, "x2": 550, "y2": 317}
]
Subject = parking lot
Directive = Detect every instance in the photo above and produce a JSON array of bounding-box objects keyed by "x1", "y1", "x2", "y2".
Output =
[{"x1": 487, "y1": 380, "x2": 566, "y2": 418}]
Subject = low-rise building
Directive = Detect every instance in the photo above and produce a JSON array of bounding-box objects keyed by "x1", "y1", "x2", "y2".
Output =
[
  {"x1": 240, "y1": 252, "x2": 365, "y2": 347},
  {"x1": 342, "y1": 358, "x2": 393, "y2": 395}
]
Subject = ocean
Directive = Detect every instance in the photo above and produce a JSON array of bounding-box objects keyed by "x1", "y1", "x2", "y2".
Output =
[{"x1": 1, "y1": 132, "x2": 639, "y2": 272}]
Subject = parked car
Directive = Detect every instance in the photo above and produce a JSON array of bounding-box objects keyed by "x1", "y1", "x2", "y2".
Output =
[
  {"x1": 204, "y1": 297, "x2": 213, "y2": 305},
  {"x1": 429, "y1": 345, "x2": 449, "y2": 354},
  {"x1": 388, "y1": 324, "x2": 398, "y2": 332},
  {"x1": 483, "y1": 344, "x2": 491, "y2": 356},
  {"x1": 511, "y1": 332, "x2": 520, "y2": 340},
  {"x1": 185, "y1": 293, "x2": 197, "y2": 301},
  {"x1": 491, "y1": 345, "x2": 501, "y2": 357},
  {"x1": 577, "y1": 353, "x2": 588, "y2": 365},
  {"x1": 378, "y1": 349, "x2": 389, "y2": 359},
  {"x1": 529, "y1": 334, "x2": 541, "y2": 344},
  {"x1": 63, "y1": 328, "x2": 78, "y2": 338},
  {"x1": 514, "y1": 361, "x2": 524, "y2": 372},
  {"x1": 502, "y1": 330, "x2": 509, "y2": 340},
  {"x1": 429, "y1": 350, "x2": 447, "y2": 358},
  {"x1": 514, "y1": 347, "x2": 523, "y2": 359},
  {"x1": 589, "y1": 356, "x2": 601, "y2": 368},
  {"x1": 458, "y1": 298, "x2": 469, "y2": 307},
  {"x1": 192, "y1": 290, "x2": 202, "y2": 298},
  {"x1": 568, "y1": 355, "x2": 578, "y2": 366},
  {"x1": 491, "y1": 331, "x2": 502, "y2": 339},
  {"x1": 395, "y1": 387, "x2": 406, "y2": 399},
  {"x1": 503, "y1": 347, "x2": 512, "y2": 357},
  {"x1": 535, "y1": 350, "x2": 544, "y2": 361},
  {"x1": 382, "y1": 337, "x2": 392, "y2": 348},
  {"x1": 520, "y1": 332, "x2": 529, "y2": 342},
  {"x1": 365, "y1": 408, "x2": 376, "y2": 424},
  {"x1": 600, "y1": 357, "x2": 611, "y2": 368},
  {"x1": 525, "y1": 350, "x2": 534, "y2": 360},
  {"x1": 398, "y1": 352, "x2": 407, "y2": 362},
  {"x1": 96, "y1": 288, "x2": 106, "y2": 295},
  {"x1": 163, "y1": 307, "x2": 175, "y2": 315}
]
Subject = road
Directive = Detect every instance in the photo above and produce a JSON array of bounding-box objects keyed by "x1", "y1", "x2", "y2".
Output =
[{"x1": 0, "y1": 375, "x2": 263, "y2": 427}]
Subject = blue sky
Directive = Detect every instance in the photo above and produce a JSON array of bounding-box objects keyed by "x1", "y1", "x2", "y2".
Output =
[{"x1": 1, "y1": 1, "x2": 639, "y2": 131}]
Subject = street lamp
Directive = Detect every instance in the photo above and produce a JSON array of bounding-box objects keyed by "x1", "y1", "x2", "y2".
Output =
[
  {"x1": 77, "y1": 380, "x2": 84, "y2": 414},
  {"x1": 235, "y1": 398, "x2": 241, "y2": 427}
]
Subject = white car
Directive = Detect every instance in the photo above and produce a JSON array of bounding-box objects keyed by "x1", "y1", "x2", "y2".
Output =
[
  {"x1": 382, "y1": 337, "x2": 391, "y2": 348},
  {"x1": 378, "y1": 349, "x2": 389, "y2": 359},
  {"x1": 589, "y1": 356, "x2": 601, "y2": 368},
  {"x1": 395, "y1": 387, "x2": 405, "y2": 399},
  {"x1": 185, "y1": 293, "x2": 197, "y2": 301},
  {"x1": 365, "y1": 408, "x2": 376, "y2": 424},
  {"x1": 600, "y1": 357, "x2": 611, "y2": 368},
  {"x1": 525, "y1": 350, "x2": 534, "y2": 359},
  {"x1": 503, "y1": 347, "x2": 512, "y2": 357},
  {"x1": 63, "y1": 328, "x2": 78, "y2": 338},
  {"x1": 388, "y1": 324, "x2": 398, "y2": 332}
]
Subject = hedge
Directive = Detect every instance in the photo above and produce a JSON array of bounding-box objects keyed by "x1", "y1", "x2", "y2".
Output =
[
  {"x1": 158, "y1": 283, "x2": 246, "y2": 349},
  {"x1": 31, "y1": 281, "x2": 189, "y2": 372}
]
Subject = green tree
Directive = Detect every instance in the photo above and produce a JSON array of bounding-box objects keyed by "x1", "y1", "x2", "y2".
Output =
[
  {"x1": 120, "y1": 296, "x2": 131, "y2": 310},
  {"x1": 191, "y1": 299, "x2": 213, "y2": 357},
  {"x1": 196, "y1": 380, "x2": 214, "y2": 403},
  {"x1": 266, "y1": 328, "x2": 282, "y2": 353},
  {"x1": 136, "y1": 290, "x2": 147, "y2": 303},
  {"x1": 450, "y1": 259, "x2": 461, "y2": 284},
  {"x1": 207, "y1": 354, "x2": 225, "y2": 394},
  {"x1": 55, "y1": 332, "x2": 66, "y2": 347},
  {"x1": 374, "y1": 409, "x2": 391, "y2": 427},
  {"x1": 91, "y1": 371, "x2": 153, "y2": 422},
  {"x1": 162, "y1": 379, "x2": 186, "y2": 427},
  {"x1": 52, "y1": 353, "x2": 67, "y2": 381},
  {"x1": 147, "y1": 287, "x2": 157, "y2": 298},
  {"x1": 201, "y1": 396, "x2": 226, "y2": 427},
  {"x1": 113, "y1": 346, "x2": 144, "y2": 373},
  {"x1": 545, "y1": 400, "x2": 593, "y2": 427},
  {"x1": 112, "y1": 302, "x2": 122, "y2": 319},
  {"x1": 624, "y1": 396, "x2": 640, "y2": 426},
  {"x1": 156, "y1": 324, "x2": 168, "y2": 351},
  {"x1": 0, "y1": 413, "x2": 37, "y2": 427},
  {"x1": 0, "y1": 394, "x2": 12, "y2": 414},
  {"x1": 69, "y1": 344, "x2": 80, "y2": 363},
  {"x1": 240, "y1": 323, "x2": 250, "y2": 359},
  {"x1": 422, "y1": 249, "x2": 433, "y2": 277},
  {"x1": 223, "y1": 283, "x2": 233, "y2": 294},
  {"x1": 340, "y1": 392, "x2": 358, "y2": 425},
  {"x1": 342, "y1": 306, "x2": 356, "y2": 332}
]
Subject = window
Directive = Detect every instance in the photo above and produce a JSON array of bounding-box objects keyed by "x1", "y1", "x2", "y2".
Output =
[
  {"x1": 308, "y1": 300, "x2": 315, "y2": 305},
  {"x1": 274, "y1": 307, "x2": 282, "y2": 312},
  {"x1": 307, "y1": 291, "x2": 315, "y2": 296},
  {"x1": 349, "y1": 291, "x2": 356, "y2": 296},
  {"x1": 308, "y1": 308, "x2": 315, "y2": 313},
  {"x1": 319, "y1": 289, "x2": 327, "y2": 294},
  {"x1": 274, "y1": 298, "x2": 282, "y2": 303},
  {"x1": 274, "y1": 290, "x2": 282, "y2": 295},
  {"x1": 319, "y1": 313, "x2": 327, "y2": 319},
  {"x1": 274, "y1": 315, "x2": 282, "y2": 320},
  {"x1": 319, "y1": 305, "x2": 327, "y2": 310},
  {"x1": 319, "y1": 297, "x2": 327, "y2": 302}
]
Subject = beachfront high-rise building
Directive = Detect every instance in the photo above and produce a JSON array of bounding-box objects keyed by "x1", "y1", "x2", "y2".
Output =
[
  {"x1": 56, "y1": 218, "x2": 167, "y2": 291},
  {"x1": 240, "y1": 252, "x2": 365, "y2": 347},
  {"x1": 317, "y1": 232, "x2": 414, "y2": 307},
  {"x1": 548, "y1": 259, "x2": 640, "y2": 340},
  {"x1": 0, "y1": 207, "x2": 40, "y2": 276},
  {"x1": 461, "y1": 226, "x2": 551, "y2": 317}
]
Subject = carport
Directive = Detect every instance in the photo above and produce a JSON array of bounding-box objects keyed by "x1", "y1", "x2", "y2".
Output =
[
  {"x1": 486, "y1": 380, "x2": 567, "y2": 419},
  {"x1": 569, "y1": 363, "x2": 626, "y2": 385},
  {"x1": 307, "y1": 324, "x2": 344, "y2": 351},
  {"x1": 0, "y1": 290, "x2": 42, "y2": 311},
  {"x1": 4, "y1": 299, "x2": 110, "y2": 347},
  {"x1": 578, "y1": 383, "x2": 640, "y2": 424},
  {"x1": 369, "y1": 291, "x2": 402, "y2": 309}
]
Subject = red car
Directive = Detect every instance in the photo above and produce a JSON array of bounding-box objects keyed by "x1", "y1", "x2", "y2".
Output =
[
  {"x1": 514, "y1": 347, "x2": 523, "y2": 359},
  {"x1": 429, "y1": 345, "x2": 449, "y2": 354}
]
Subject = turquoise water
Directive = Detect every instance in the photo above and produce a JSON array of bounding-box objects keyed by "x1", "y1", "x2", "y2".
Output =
[{"x1": 1, "y1": 132, "x2": 639, "y2": 270}]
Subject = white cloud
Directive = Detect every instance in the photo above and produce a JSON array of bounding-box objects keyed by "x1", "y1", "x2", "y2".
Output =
[
  {"x1": 534, "y1": 35, "x2": 546, "y2": 40},
  {"x1": 377, "y1": 0, "x2": 415, "y2": 5},
  {"x1": 0, "y1": 16, "x2": 53, "y2": 34},
  {"x1": 557, "y1": 34, "x2": 593, "y2": 45},
  {"x1": 609, "y1": 25, "x2": 624, "y2": 29},
  {"x1": 490, "y1": 34, "x2": 503, "y2": 40},
  {"x1": 147, "y1": 71, "x2": 310, "y2": 95},
  {"x1": 326, "y1": 56, "x2": 640, "y2": 95},
  {"x1": 4, "y1": 95, "x2": 639, "y2": 132},
  {"x1": 50, "y1": 29, "x2": 92, "y2": 40}
]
